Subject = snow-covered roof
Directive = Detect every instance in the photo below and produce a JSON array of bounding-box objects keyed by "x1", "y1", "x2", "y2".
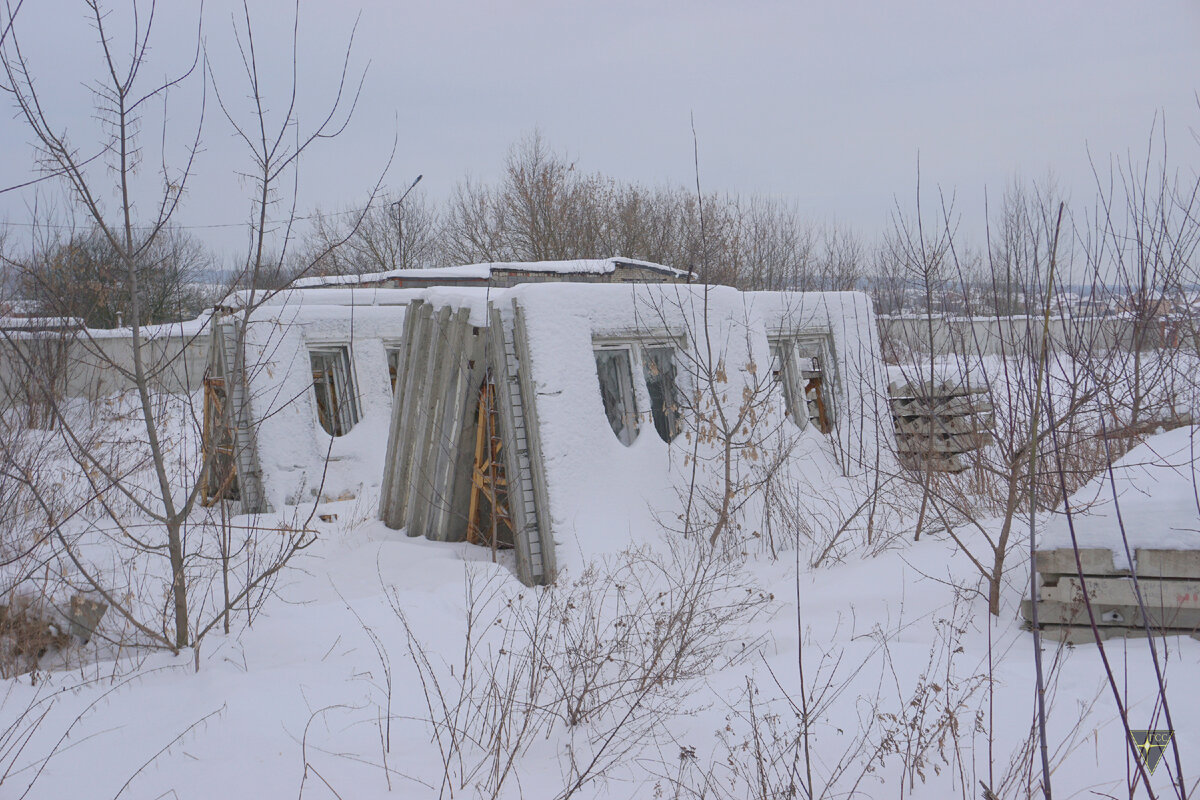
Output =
[
  {"x1": 223, "y1": 286, "x2": 425, "y2": 310},
  {"x1": 289, "y1": 257, "x2": 690, "y2": 289}
]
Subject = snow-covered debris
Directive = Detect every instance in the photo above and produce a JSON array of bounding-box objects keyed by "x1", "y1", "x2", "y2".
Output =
[{"x1": 1038, "y1": 425, "x2": 1200, "y2": 568}]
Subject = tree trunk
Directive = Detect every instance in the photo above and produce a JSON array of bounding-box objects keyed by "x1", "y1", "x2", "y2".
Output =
[{"x1": 166, "y1": 521, "x2": 190, "y2": 648}]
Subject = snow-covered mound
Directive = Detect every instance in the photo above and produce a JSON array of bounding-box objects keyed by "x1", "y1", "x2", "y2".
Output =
[
  {"x1": 506, "y1": 283, "x2": 894, "y2": 572},
  {"x1": 1038, "y1": 425, "x2": 1200, "y2": 566}
]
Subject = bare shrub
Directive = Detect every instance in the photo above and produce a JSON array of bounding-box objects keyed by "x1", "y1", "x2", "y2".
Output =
[
  {"x1": 0, "y1": 597, "x2": 71, "y2": 680},
  {"x1": 647, "y1": 596, "x2": 976, "y2": 799},
  {"x1": 651, "y1": 588, "x2": 1090, "y2": 800},
  {"x1": 872, "y1": 593, "x2": 987, "y2": 792},
  {"x1": 392, "y1": 540, "x2": 772, "y2": 799},
  {"x1": 763, "y1": 468, "x2": 915, "y2": 567}
]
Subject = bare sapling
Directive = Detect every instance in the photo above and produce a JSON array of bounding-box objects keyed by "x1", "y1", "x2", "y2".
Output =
[{"x1": 0, "y1": 0, "x2": 377, "y2": 663}]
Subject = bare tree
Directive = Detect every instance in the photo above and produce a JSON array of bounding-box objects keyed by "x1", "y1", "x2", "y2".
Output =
[
  {"x1": 16, "y1": 224, "x2": 211, "y2": 328},
  {"x1": 0, "y1": 0, "x2": 372, "y2": 656},
  {"x1": 0, "y1": 0, "x2": 212, "y2": 650},
  {"x1": 1083, "y1": 121, "x2": 1200, "y2": 429},
  {"x1": 443, "y1": 130, "x2": 591, "y2": 264},
  {"x1": 880, "y1": 172, "x2": 955, "y2": 543},
  {"x1": 302, "y1": 185, "x2": 441, "y2": 276},
  {"x1": 441, "y1": 130, "x2": 826, "y2": 289}
]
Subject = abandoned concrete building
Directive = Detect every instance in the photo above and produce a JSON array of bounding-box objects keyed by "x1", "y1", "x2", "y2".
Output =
[
  {"x1": 199, "y1": 258, "x2": 691, "y2": 518},
  {"x1": 195, "y1": 261, "x2": 893, "y2": 585},
  {"x1": 373, "y1": 283, "x2": 891, "y2": 585},
  {"x1": 1, "y1": 256, "x2": 1012, "y2": 592}
]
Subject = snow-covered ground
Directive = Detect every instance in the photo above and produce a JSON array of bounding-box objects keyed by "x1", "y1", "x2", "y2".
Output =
[
  {"x1": 1039, "y1": 426, "x2": 1200, "y2": 562},
  {"x1": 2, "y1": 432, "x2": 1197, "y2": 798}
]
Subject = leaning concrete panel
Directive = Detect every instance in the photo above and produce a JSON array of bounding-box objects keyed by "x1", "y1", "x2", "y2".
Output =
[
  {"x1": 379, "y1": 299, "x2": 422, "y2": 524},
  {"x1": 382, "y1": 301, "x2": 435, "y2": 530},
  {"x1": 488, "y1": 302, "x2": 552, "y2": 586},
  {"x1": 211, "y1": 317, "x2": 268, "y2": 514},
  {"x1": 425, "y1": 308, "x2": 472, "y2": 542},
  {"x1": 405, "y1": 305, "x2": 454, "y2": 537}
]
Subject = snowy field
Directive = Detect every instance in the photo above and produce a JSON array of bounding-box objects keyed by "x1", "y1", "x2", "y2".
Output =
[{"x1": 1, "y1": 430, "x2": 1197, "y2": 798}]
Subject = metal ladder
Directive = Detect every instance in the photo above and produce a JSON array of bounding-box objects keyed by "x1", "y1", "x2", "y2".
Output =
[{"x1": 495, "y1": 314, "x2": 545, "y2": 583}]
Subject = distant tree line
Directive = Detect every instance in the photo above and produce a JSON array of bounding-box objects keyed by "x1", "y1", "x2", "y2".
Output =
[
  {"x1": 5, "y1": 225, "x2": 214, "y2": 328},
  {"x1": 298, "y1": 130, "x2": 867, "y2": 293},
  {"x1": 4, "y1": 128, "x2": 1199, "y2": 329}
]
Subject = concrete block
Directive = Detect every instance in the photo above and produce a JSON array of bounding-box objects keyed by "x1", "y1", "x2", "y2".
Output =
[{"x1": 1034, "y1": 547, "x2": 1121, "y2": 577}]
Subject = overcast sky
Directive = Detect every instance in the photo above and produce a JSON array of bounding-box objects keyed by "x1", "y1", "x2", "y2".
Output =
[{"x1": 2, "y1": 1, "x2": 1199, "y2": 260}]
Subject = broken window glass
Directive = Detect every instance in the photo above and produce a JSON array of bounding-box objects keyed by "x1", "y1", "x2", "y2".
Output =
[
  {"x1": 594, "y1": 347, "x2": 638, "y2": 446},
  {"x1": 771, "y1": 333, "x2": 836, "y2": 434},
  {"x1": 310, "y1": 346, "x2": 360, "y2": 436},
  {"x1": 643, "y1": 345, "x2": 681, "y2": 442},
  {"x1": 770, "y1": 340, "x2": 807, "y2": 429}
]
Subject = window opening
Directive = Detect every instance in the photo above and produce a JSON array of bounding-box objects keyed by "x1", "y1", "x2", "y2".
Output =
[
  {"x1": 643, "y1": 345, "x2": 681, "y2": 442},
  {"x1": 594, "y1": 346, "x2": 638, "y2": 446},
  {"x1": 771, "y1": 333, "x2": 835, "y2": 435},
  {"x1": 310, "y1": 346, "x2": 360, "y2": 436},
  {"x1": 385, "y1": 346, "x2": 402, "y2": 392}
]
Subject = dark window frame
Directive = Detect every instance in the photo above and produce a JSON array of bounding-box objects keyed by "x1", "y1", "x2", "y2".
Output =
[
  {"x1": 770, "y1": 331, "x2": 838, "y2": 435},
  {"x1": 309, "y1": 345, "x2": 361, "y2": 437},
  {"x1": 593, "y1": 334, "x2": 686, "y2": 445}
]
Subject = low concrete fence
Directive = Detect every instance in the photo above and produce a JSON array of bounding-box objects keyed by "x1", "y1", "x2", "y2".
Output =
[
  {"x1": 4, "y1": 312, "x2": 1195, "y2": 402},
  {"x1": 0, "y1": 327, "x2": 209, "y2": 402},
  {"x1": 879, "y1": 315, "x2": 1195, "y2": 358}
]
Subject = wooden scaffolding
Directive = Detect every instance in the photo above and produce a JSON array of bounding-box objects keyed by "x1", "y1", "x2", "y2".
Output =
[{"x1": 465, "y1": 377, "x2": 515, "y2": 551}]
